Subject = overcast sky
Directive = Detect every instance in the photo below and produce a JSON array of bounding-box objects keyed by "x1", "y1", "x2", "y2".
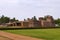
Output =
[{"x1": 0, "y1": 0, "x2": 60, "y2": 20}]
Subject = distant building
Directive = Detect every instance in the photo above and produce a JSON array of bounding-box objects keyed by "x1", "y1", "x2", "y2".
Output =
[{"x1": 6, "y1": 15, "x2": 55, "y2": 28}]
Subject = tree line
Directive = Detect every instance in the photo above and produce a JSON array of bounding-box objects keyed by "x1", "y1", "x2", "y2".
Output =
[
  {"x1": 0, "y1": 15, "x2": 60, "y2": 26},
  {"x1": 0, "y1": 15, "x2": 18, "y2": 24}
]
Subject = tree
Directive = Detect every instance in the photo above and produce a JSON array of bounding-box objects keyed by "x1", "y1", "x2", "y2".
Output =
[
  {"x1": 10, "y1": 17, "x2": 18, "y2": 22},
  {"x1": 54, "y1": 18, "x2": 60, "y2": 26},
  {"x1": 0, "y1": 15, "x2": 10, "y2": 24},
  {"x1": 32, "y1": 16, "x2": 37, "y2": 21},
  {"x1": 0, "y1": 15, "x2": 19, "y2": 24}
]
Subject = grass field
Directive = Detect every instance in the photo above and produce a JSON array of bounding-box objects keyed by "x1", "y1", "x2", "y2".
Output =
[{"x1": 3, "y1": 28, "x2": 60, "y2": 40}]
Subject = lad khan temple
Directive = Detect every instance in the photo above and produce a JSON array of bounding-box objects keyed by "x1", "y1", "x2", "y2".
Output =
[{"x1": 6, "y1": 15, "x2": 55, "y2": 28}]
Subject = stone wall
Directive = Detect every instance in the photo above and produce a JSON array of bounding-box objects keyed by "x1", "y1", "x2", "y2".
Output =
[{"x1": 6, "y1": 15, "x2": 55, "y2": 28}]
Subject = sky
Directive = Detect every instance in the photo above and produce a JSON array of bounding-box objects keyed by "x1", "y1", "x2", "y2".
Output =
[{"x1": 0, "y1": 0, "x2": 60, "y2": 20}]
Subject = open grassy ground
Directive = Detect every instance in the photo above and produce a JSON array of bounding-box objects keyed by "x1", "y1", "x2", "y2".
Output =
[{"x1": 3, "y1": 28, "x2": 60, "y2": 40}]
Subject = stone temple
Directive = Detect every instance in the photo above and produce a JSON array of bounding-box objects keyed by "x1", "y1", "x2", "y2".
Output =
[{"x1": 6, "y1": 15, "x2": 55, "y2": 28}]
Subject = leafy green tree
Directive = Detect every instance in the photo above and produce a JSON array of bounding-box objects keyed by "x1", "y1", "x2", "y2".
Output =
[
  {"x1": 0, "y1": 15, "x2": 19, "y2": 24},
  {"x1": 0, "y1": 15, "x2": 10, "y2": 24},
  {"x1": 54, "y1": 18, "x2": 60, "y2": 26}
]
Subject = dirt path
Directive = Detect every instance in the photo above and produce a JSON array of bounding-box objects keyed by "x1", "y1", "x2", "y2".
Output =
[{"x1": 0, "y1": 31, "x2": 43, "y2": 40}]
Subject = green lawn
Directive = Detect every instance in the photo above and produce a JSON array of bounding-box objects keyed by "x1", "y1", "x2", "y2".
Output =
[{"x1": 3, "y1": 28, "x2": 60, "y2": 40}]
